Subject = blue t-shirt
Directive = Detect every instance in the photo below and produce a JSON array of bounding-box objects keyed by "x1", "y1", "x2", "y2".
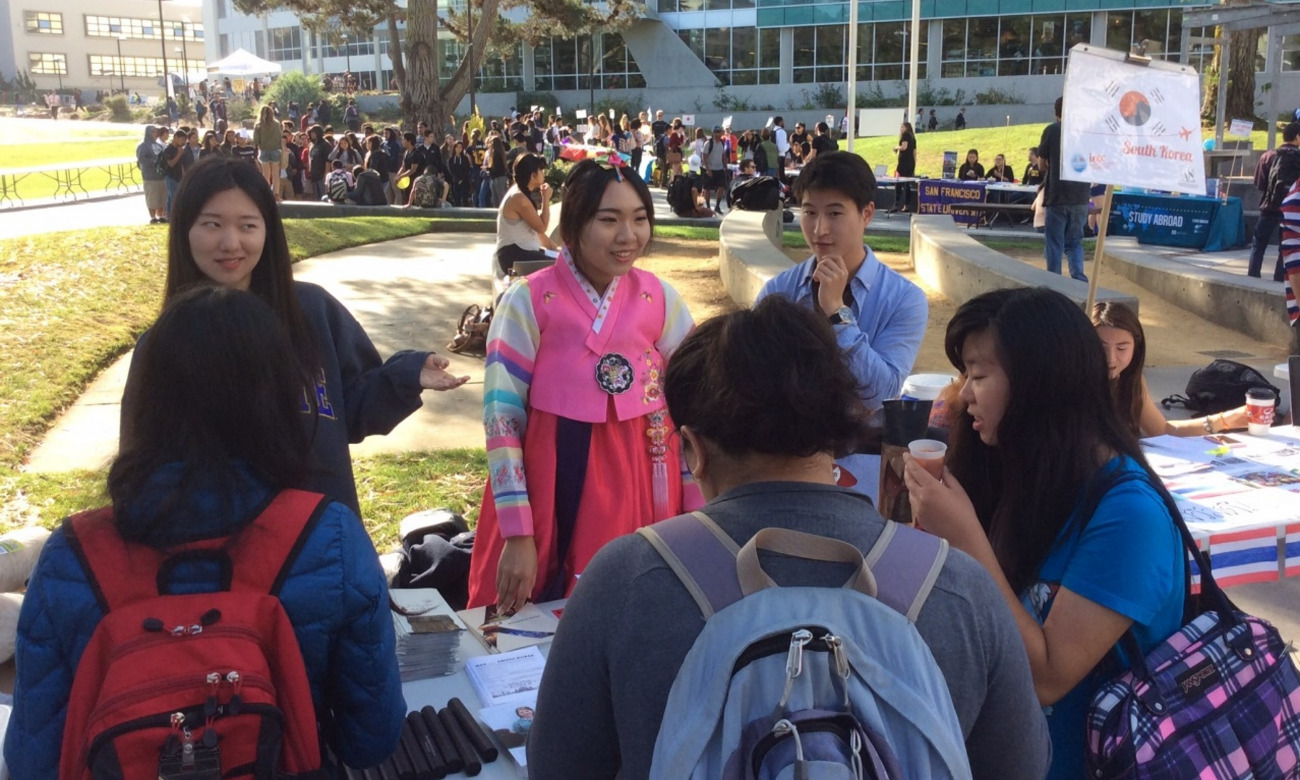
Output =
[{"x1": 1020, "y1": 456, "x2": 1185, "y2": 780}]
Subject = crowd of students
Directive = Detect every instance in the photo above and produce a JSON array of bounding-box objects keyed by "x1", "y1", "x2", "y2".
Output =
[{"x1": 12, "y1": 139, "x2": 1269, "y2": 780}]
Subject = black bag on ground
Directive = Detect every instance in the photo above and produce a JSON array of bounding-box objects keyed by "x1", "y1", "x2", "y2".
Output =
[
  {"x1": 393, "y1": 508, "x2": 475, "y2": 610},
  {"x1": 667, "y1": 175, "x2": 696, "y2": 217},
  {"x1": 731, "y1": 175, "x2": 783, "y2": 211},
  {"x1": 1161, "y1": 359, "x2": 1281, "y2": 415}
]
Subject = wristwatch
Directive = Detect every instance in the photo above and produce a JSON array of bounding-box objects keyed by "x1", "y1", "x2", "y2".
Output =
[{"x1": 828, "y1": 306, "x2": 854, "y2": 327}]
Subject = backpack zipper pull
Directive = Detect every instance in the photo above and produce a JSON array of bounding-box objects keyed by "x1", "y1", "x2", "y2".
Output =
[
  {"x1": 226, "y1": 670, "x2": 243, "y2": 714},
  {"x1": 786, "y1": 629, "x2": 813, "y2": 679},
  {"x1": 778, "y1": 630, "x2": 813, "y2": 711},
  {"x1": 204, "y1": 672, "x2": 221, "y2": 719},
  {"x1": 162, "y1": 711, "x2": 185, "y2": 756},
  {"x1": 772, "y1": 719, "x2": 808, "y2": 780},
  {"x1": 822, "y1": 633, "x2": 851, "y2": 708}
]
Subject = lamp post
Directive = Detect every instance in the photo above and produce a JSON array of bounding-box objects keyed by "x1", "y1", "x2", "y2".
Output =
[
  {"x1": 176, "y1": 48, "x2": 187, "y2": 93},
  {"x1": 180, "y1": 16, "x2": 190, "y2": 91},
  {"x1": 116, "y1": 35, "x2": 127, "y2": 93},
  {"x1": 341, "y1": 32, "x2": 351, "y2": 75},
  {"x1": 157, "y1": 0, "x2": 169, "y2": 97},
  {"x1": 467, "y1": 0, "x2": 476, "y2": 116}
]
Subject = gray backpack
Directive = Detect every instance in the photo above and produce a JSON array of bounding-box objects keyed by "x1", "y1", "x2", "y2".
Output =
[{"x1": 640, "y1": 513, "x2": 972, "y2": 780}]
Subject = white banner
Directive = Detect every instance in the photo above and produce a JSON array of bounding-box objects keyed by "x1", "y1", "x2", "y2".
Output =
[
  {"x1": 682, "y1": 114, "x2": 695, "y2": 127},
  {"x1": 1061, "y1": 45, "x2": 1205, "y2": 196}
]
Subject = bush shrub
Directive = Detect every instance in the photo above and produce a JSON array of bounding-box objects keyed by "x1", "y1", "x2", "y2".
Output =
[
  {"x1": 104, "y1": 95, "x2": 133, "y2": 123},
  {"x1": 265, "y1": 71, "x2": 325, "y2": 114}
]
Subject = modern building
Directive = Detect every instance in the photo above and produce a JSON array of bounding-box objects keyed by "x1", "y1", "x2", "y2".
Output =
[
  {"x1": 196, "y1": 0, "x2": 1300, "y2": 117},
  {"x1": 0, "y1": 0, "x2": 207, "y2": 95}
]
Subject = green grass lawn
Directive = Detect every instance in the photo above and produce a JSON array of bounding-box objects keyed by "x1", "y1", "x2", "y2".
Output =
[
  {"x1": 0, "y1": 217, "x2": 440, "y2": 475},
  {"x1": 5, "y1": 448, "x2": 490, "y2": 551}
]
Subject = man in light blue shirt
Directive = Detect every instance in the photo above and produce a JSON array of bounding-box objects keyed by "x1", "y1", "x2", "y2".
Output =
[{"x1": 757, "y1": 151, "x2": 928, "y2": 491}]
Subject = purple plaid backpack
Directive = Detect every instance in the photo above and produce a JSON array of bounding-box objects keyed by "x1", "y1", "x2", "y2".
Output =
[{"x1": 1085, "y1": 474, "x2": 1300, "y2": 778}]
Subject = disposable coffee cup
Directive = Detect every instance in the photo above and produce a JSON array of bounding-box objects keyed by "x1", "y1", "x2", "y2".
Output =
[
  {"x1": 908, "y1": 439, "x2": 947, "y2": 481},
  {"x1": 1245, "y1": 388, "x2": 1276, "y2": 436}
]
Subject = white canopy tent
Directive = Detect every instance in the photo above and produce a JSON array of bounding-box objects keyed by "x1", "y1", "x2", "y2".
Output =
[{"x1": 206, "y1": 49, "x2": 282, "y2": 77}]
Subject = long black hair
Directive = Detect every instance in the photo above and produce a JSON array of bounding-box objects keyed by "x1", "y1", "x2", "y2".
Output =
[
  {"x1": 164, "y1": 156, "x2": 317, "y2": 370},
  {"x1": 109, "y1": 286, "x2": 310, "y2": 543},
  {"x1": 944, "y1": 287, "x2": 1149, "y2": 595},
  {"x1": 1091, "y1": 301, "x2": 1147, "y2": 438}
]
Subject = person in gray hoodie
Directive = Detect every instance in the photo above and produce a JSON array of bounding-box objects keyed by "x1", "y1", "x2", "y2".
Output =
[{"x1": 135, "y1": 125, "x2": 167, "y2": 224}]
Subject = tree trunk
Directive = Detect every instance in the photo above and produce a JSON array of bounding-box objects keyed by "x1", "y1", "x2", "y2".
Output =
[
  {"x1": 400, "y1": 0, "x2": 499, "y2": 131},
  {"x1": 1201, "y1": 27, "x2": 1262, "y2": 125},
  {"x1": 402, "y1": 0, "x2": 440, "y2": 130},
  {"x1": 387, "y1": 12, "x2": 406, "y2": 95}
]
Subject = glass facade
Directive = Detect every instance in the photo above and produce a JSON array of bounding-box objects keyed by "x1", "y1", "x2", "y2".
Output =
[
  {"x1": 657, "y1": 0, "x2": 755, "y2": 11},
  {"x1": 941, "y1": 14, "x2": 1088, "y2": 77},
  {"x1": 268, "y1": 27, "x2": 302, "y2": 62},
  {"x1": 678, "y1": 27, "x2": 779, "y2": 86},
  {"x1": 24, "y1": 11, "x2": 62, "y2": 35},
  {"x1": 85, "y1": 16, "x2": 203, "y2": 42},
  {"x1": 853, "y1": 20, "x2": 929, "y2": 81},
  {"x1": 531, "y1": 34, "x2": 643, "y2": 92},
  {"x1": 316, "y1": 32, "x2": 376, "y2": 58},
  {"x1": 89, "y1": 54, "x2": 205, "y2": 78},
  {"x1": 28, "y1": 52, "x2": 66, "y2": 74}
]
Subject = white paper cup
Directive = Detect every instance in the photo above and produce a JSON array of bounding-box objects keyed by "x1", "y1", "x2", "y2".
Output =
[
  {"x1": 908, "y1": 439, "x2": 947, "y2": 481},
  {"x1": 1246, "y1": 388, "x2": 1276, "y2": 436}
]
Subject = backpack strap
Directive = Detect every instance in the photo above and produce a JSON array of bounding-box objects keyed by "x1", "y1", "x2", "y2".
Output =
[
  {"x1": 862, "y1": 522, "x2": 949, "y2": 622},
  {"x1": 66, "y1": 489, "x2": 330, "y2": 613},
  {"x1": 640, "y1": 512, "x2": 949, "y2": 623},
  {"x1": 637, "y1": 512, "x2": 742, "y2": 620}
]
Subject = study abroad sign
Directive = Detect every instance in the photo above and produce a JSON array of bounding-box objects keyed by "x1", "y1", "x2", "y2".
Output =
[{"x1": 1060, "y1": 45, "x2": 1205, "y2": 196}]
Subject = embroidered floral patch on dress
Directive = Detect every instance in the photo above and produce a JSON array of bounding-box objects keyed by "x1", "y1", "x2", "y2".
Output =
[{"x1": 595, "y1": 353, "x2": 634, "y2": 395}]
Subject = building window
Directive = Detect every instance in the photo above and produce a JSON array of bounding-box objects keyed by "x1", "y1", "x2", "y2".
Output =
[
  {"x1": 854, "y1": 21, "x2": 929, "y2": 82},
  {"x1": 531, "y1": 37, "x2": 581, "y2": 92},
  {"x1": 89, "y1": 54, "x2": 204, "y2": 78},
  {"x1": 793, "y1": 25, "x2": 847, "y2": 84},
  {"x1": 596, "y1": 33, "x2": 645, "y2": 89},
  {"x1": 28, "y1": 52, "x2": 67, "y2": 74},
  {"x1": 1107, "y1": 9, "x2": 1183, "y2": 61},
  {"x1": 25, "y1": 11, "x2": 62, "y2": 34},
  {"x1": 942, "y1": 14, "x2": 1087, "y2": 78},
  {"x1": 677, "y1": 26, "x2": 778, "y2": 87},
  {"x1": 85, "y1": 15, "x2": 204, "y2": 42},
  {"x1": 316, "y1": 32, "x2": 376, "y2": 59},
  {"x1": 268, "y1": 27, "x2": 302, "y2": 62},
  {"x1": 531, "y1": 36, "x2": 636, "y2": 93}
]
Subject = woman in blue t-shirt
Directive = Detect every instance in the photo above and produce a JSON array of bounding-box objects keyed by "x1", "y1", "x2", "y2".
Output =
[{"x1": 904, "y1": 286, "x2": 1186, "y2": 780}]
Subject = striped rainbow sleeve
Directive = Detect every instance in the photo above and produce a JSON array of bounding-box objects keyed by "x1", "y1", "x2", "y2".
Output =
[
  {"x1": 654, "y1": 277, "x2": 695, "y2": 358},
  {"x1": 653, "y1": 277, "x2": 704, "y2": 511},
  {"x1": 483, "y1": 279, "x2": 541, "y2": 538}
]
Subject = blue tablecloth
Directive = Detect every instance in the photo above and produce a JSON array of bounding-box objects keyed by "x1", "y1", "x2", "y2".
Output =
[{"x1": 1109, "y1": 192, "x2": 1245, "y2": 252}]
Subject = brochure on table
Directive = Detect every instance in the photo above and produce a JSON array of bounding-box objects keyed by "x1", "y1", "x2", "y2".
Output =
[
  {"x1": 1141, "y1": 429, "x2": 1300, "y2": 533},
  {"x1": 463, "y1": 647, "x2": 546, "y2": 773}
]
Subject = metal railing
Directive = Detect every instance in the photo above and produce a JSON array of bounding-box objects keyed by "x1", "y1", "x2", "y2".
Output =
[{"x1": 0, "y1": 157, "x2": 141, "y2": 208}]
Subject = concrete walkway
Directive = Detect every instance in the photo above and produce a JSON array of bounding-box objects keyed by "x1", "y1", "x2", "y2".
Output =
[{"x1": 25, "y1": 231, "x2": 496, "y2": 472}]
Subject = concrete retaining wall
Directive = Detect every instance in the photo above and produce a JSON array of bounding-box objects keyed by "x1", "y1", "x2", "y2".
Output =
[
  {"x1": 909, "y1": 215, "x2": 1139, "y2": 313},
  {"x1": 1103, "y1": 239, "x2": 1291, "y2": 348},
  {"x1": 717, "y1": 209, "x2": 790, "y2": 306}
]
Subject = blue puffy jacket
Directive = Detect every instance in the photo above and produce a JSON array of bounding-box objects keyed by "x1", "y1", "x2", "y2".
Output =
[{"x1": 4, "y1": 464, "x2": 406, "y2": 779}]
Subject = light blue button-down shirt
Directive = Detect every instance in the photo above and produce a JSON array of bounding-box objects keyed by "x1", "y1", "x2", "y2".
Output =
[{"x1": 757, "y1": 246, "x2": 929, "y2": 496}]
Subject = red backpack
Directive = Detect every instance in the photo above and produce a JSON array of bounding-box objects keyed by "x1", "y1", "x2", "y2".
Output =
[{"x1": 58, "y1": 490, "x2": 331, "y2": 780}]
